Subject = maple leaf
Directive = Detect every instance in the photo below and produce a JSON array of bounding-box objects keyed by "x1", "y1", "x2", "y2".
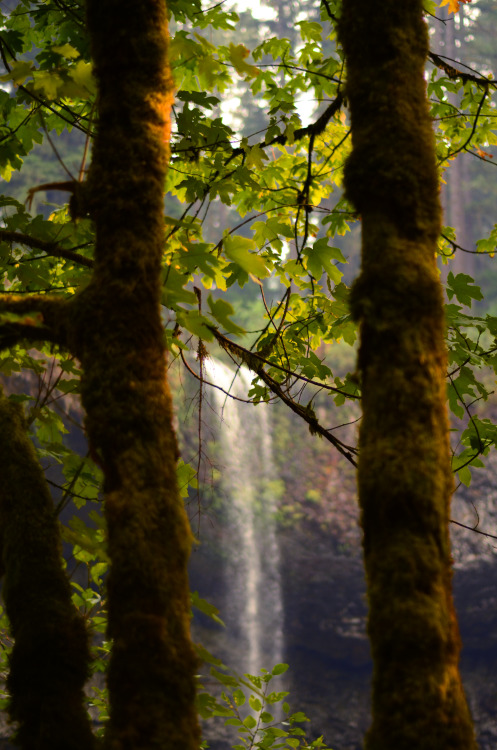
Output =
[
  {"x1": 439, "y1": 0, "x2": 472, "y2": 14},
  {"x1": 228, "y1": 44, "x2": 260, "y2": 79}
]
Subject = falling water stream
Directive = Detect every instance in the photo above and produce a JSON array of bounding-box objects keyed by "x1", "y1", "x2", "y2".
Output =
[{"x1": 203, "y1": 358, "x2": 284, "y2": 676}]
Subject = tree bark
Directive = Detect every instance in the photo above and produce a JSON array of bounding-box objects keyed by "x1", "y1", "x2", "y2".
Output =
[
  {"x1": 338, "y1": 3, "x2": 477, "y2": 748},
  {"x1": 68, "y1": 1, "x2": 200, "y2": 748},
  {"x1": 0, "y1": 389, "x2": 94, "y2": 750}
]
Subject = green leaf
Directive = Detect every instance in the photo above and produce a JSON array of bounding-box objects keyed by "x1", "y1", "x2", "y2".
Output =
[
  {"x1": 261, "y1": 726, "x2": 288, "y2": 738},
  {"x1": 225, "y1": 717, "x2": 243, "y2": 726},
  {"x1": 266, "y1": 690, "x2": 289, "y2": 704},
  {"x1": 176, "y1": 459, "x2": 198, "y2": 498},
  {"x1": 223, "y1": 235, "x2": 270, "y2": 278},
  {"x1": 213, "y1": 704, "x2": 236, "y2": 717},
  {"x1": 162, "y1": 265, "x2": 197, "y2": 307},
  {"x1": 446, "y1": 272, "x2": 483, "y2": 307},
  {"x1": 232, "y1": 688, "x2": 246, "y2": 706},
  {"x1": 303, "y1": 238, "x2": 345, "y2": 282},
  {"x1": 246, "y1": 144, "x2": 268, "y2": 170},
  {"x1": 457, "y1": 465, "x2": 472, "y2": 487},
  {"x1": 176, "y1": 309, "x2": 214, "y2": 340},
  {"x1": 90, "y1": 562, "x2": 107, "y2": 584},
  {"x1": 297, "y1": 20, "x2": 322, "y2": 42},
  {"x1": 243, "y1": 715, "x2": 257, "y2": 729},
  {"x1": 194, "y1": 643, "x2": 224, "y2": 667},
  {"x1": 249, "y1": 696, "x2": 262, "y2": 712},
  {"x1": 271, "y1": 663, "x2": 289, "y2": 676},
  {"x1": 177, "y1": 90, "x2": 220, "y2": 109},
  {"x1": 52, "y1": 43, "x2": 80, "y2": 59},
  {"x1": 32, "y1": 70, "x2": 63, "y2": 99},
  {"x1": 70, "y1": 60, "x2": 96, "y2": 95},
  {"x1": 0, "y1": 60, "x2": 33, "y2": 85},
  {"x1": 228, "y1": 43, "x2": 260, "y2": 79},
  {"x1": 260, "y1": 711, "x2": 274, "y2": 723},
  {"x1": 191, "y1": 591, "x2": 225, "y2": 626},
  {"x1": 211, "y1": 668, "x2": 240, "y2": 687},
  {"x1": 207, "y1": 295, "x2": 246, "y2": 335},
  {"x1": 290, "y1": 711, "x2": 309, "y2": 723}
]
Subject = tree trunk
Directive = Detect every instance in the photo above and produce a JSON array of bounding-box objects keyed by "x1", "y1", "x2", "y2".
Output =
[
  {"x1": 0, "y1": 389, "x2": 95, "y2": 750},
  {"x1": 338, "y1": 3, "x2": 477, "y2": 748},
  {"x1": 69, "y1": 1, "x2": 200, "y2": 747}
]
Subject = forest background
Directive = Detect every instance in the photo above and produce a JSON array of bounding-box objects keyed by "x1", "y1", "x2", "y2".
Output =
[{"x1": 1, "y1": 0, "x2": 497, "y2": 749}]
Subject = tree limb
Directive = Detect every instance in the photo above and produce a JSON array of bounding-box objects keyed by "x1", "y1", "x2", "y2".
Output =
[
  {"x1": 0, "y1": 230, "x2": 94, "y2": 269},
  {"x1": 0, "y1": 295, "x2": 70, "y2": 350},
  {"x1": 210, "y1": 328, "x2": 359, "y2": 466},
  {"x1": 450, "y1": 518, "x2": 497, "y2": 541},
  {"x1": 251, "y1": 362, "x2": 358, "y2": 466},
  {"x1": 172, "y1": 92, "x2": 344, "y2": 165},
  {"x1": 228, "y1": 91, "x2": 344, "y2": 164},
  {"x1": 0, "y1": 322, "x2": 64, "y2": 351},
  {"x1": 428, "y1": 51, "x2": 496, "y2": 87},
  {"x1": 210, "y1": 326, "x2": 360, "y2": 399}
]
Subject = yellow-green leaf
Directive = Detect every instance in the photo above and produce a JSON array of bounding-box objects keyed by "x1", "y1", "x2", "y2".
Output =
[
  {"x1": 176, "y1": 310, "x2": 214, "y2": 340},
  {"x1": 246, "y1": 144, "x2": 268, "y2": 170},
  {"x1": 228, "y1": 43, "x2": 260, "y2": 79},
  {"x1": 303, "y1": 238, "x2": 346, "y2": 282},
  {"x1": 223, "y1": 235, "x2": 269, "y2": 278},
  {"x1": 0, "y1": 60, "x2": 33, "y2": 85},
  {"x1": 162, "y1": 265, "x2": 198, "y2": 307},
  {"x1": 70, "y1": 60, "x2": 96, "y2": 95},
  {"x1": 52, "y1": 43, "x2": 80, "y2": 59},
  {"x1": 207, "y1": 295, "x2": 245, "y2": 335},
  {"x1": 32, "y1": 70, "x2": 63, "y2": 100}
]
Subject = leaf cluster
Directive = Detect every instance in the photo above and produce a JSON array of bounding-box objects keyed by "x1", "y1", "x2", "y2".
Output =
[{"x1": 197, "y1": 659, "x2": 334, "y2": 750}]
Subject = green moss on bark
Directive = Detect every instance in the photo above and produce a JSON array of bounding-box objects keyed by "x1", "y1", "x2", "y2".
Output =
[
  {"x1": 338, "y1": 2, "x2": 477, "y2": 748},
  {"x1": 0, "y1": 389, "x2": 94, "y2": 750},
  {"x1": 75, "y1": 2, "x2": 200, "y2": 748}
]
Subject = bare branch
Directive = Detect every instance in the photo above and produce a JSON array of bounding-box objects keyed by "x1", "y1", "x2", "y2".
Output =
[{"x1": 450, "y1": 518, "x2": 497, "y2": 541}]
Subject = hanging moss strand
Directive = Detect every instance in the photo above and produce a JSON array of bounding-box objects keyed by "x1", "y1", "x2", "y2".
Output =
[
  {"x1": 75, "y1": 1, "x2": 200, "y2": 748},
  {"x1": 338, "y1": 2, "x2": 477, "y2": 748},
  {"x1": 0, "y1": 389, "x2": 94, "y2": 750}
]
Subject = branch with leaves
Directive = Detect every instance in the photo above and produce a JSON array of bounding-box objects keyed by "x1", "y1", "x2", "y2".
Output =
[
  {"x1": 428, "y1": 51, "x2": 496, "y2": 88},
  {"x1": 208, "y1": 328, "x2": 359, "y2": 466}
]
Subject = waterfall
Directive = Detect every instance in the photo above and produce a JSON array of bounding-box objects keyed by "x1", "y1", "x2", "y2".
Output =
[{"x1": 203, "y1": 357, "x2": 284, "y2": 676}]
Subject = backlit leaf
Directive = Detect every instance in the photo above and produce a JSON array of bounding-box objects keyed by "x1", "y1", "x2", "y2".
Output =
[
  {"x1": 223, "y1": 235, "x2": 270, "y2": 278},
  {"x1": 228, "y1": 43, "x2": 260, "y2": 79}
]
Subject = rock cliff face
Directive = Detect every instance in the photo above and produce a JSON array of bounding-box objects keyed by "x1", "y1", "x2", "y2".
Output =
[
  {"x1": 192, "y1": 520, "x2": 497, "y2": 750},
  {"x1": 188, "y1": 391, "x2": 497, "y2": 750}
]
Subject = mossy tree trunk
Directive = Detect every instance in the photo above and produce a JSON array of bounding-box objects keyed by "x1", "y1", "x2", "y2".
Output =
[
  {"x1": 0, "y1": 0, "x2": 199, "y2": 746},
  {"x1": 70, "y1": 1, "x2": 200, "y2": 748},
  {"x1": 338, "y1": 3, "x2": 477, "y2": 748},
  {"x1": 0, "y1": 389, "x2": 95, "y2": 750}
]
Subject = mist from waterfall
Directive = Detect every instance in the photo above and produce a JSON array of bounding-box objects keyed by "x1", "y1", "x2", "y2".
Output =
[{"x1": 203, "y1": 357, "x2": 284, "y2": 677}]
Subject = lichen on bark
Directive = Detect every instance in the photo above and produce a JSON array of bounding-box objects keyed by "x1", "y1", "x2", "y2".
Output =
[
  {"x1": 0, "y1": 388, "x2": 94, "y2": 750},
  {"x1": 338, "y1": 2, "x2": 477, "y2": 748}
]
